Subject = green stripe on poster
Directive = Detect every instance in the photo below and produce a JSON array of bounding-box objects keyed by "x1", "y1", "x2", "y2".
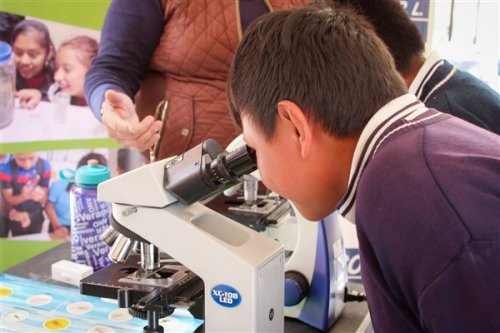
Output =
[
  {"x1": 1, "y1": 0, "x2": 111, "y2": 30},
  {"x1": 1, "y1": 139, "x2": 120, "y2": 153}
]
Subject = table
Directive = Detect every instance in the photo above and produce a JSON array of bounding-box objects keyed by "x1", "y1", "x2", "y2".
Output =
[
  {"x1": 1, "y1": 101, "x2": 117, "y2": 153},
  {"x1": 5, "y1": 242, "x2": 371, "y2": 332}
]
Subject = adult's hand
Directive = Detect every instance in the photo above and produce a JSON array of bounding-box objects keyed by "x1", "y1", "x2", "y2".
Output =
[{"x1": 101, "y1": 90, "x2": 163, "y2": 153}]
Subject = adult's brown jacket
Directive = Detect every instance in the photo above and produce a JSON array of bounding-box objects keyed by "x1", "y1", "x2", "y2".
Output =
[{"x1": 135, "y1": 0, "x2": 310, "y2": 159}]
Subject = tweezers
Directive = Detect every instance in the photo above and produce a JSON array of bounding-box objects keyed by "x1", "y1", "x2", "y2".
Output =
[{"x1": 150, "y1": 100, "x2": 169, "y2": 163}]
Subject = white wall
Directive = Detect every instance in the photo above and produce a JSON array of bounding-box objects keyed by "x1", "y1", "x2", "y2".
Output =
[
  {"x1": 28, "y1": 16, "x2": 101, "y2": 49},
  {"x1": 431, "y1": 0, "x2": 499, "y2": 92}
]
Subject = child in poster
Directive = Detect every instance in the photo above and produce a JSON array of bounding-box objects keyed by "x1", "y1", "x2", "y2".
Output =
[{"x1": 0, "y1": 152, "x2": 51, "y2": 237}]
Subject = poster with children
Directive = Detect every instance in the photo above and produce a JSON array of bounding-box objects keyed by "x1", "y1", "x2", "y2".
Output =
[
  {"x1": 0, "y1": 4, "x2": 146, "y2": 240},
  {"x1": 1, "y1": 12, "x2": 110, "y2": 151}
]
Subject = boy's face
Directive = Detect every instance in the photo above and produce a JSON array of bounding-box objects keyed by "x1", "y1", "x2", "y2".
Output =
[
  {"x1": 242, "y1": 116, "x2": 292, "y2": 200},
  {"x1": 241, "y1": 107, "x2": 356, "y2": 221},
  {"x1": 15, "y1": 153, "x2": 38, "y2": 171},
  {"x1": 241, "y1": 114, "x2": 334, "y2": 221}
]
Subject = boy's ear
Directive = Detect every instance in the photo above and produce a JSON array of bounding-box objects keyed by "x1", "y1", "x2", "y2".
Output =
[{"x1": 276, "y1": 100, "x2": 312, "y2": 159}]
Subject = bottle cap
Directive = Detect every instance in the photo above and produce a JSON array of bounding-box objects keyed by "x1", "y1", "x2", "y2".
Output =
[
  {"x1": 0, "y1": 41, "x2": 12, "y2": 63},
  {"x1": 75, "y1": 163, "x2": 110, "y2": 187}
]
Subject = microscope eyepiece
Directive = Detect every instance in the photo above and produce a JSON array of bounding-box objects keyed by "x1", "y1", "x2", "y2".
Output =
[
  {"x1": 225, "y1": 145, "x2": 257, "y2": 176},
  {"x1": 209, "y1": 144, "x2": 256, "y2": 185},
  {"x1": 164, "y1": 140, "x2": 257, "y2": 205}
]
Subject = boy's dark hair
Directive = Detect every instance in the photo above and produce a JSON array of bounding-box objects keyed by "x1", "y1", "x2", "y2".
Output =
[
  {"x1": 77, "y1": 152, "x2": 108, "y2": 168},
  {"x1": 319, "y1": 0, "x2": 425, "y2": 73},
  {"x1": 228, "y1": 4, "x2": 407, "y2": 139}
]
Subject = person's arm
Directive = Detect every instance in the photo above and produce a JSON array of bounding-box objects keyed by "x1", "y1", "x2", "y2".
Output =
[
  {"x1": 44, "y1": 201, "x2": 68, "y2": 236},
  {"x1": 32, "y1": 159, "x2": 51, "y2": 206},
  {"x1": 84, "y1": 0, "x2": 164, "y2": 120},
  {"x1": 418, "y1": 249, "x2": 500, "y2": 332},
  {"x1": 2, "y1": 187, "x2": 29, "y2": 207},
  {"x1": 3, "y1": 185, "x2": 47, "y2": 207}
]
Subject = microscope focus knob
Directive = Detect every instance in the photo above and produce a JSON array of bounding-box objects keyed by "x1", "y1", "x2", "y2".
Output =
[
  {"x1": 128, "y1": 304, "x2": 173, "y2": 320},
  {"x1": 284, "y1": 271, "x2": 310, "y2": 306}
]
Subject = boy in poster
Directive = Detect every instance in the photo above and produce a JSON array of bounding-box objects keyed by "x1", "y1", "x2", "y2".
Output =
[{"x1": 0, "y1": 152, "x2": 51, "y2": 237}]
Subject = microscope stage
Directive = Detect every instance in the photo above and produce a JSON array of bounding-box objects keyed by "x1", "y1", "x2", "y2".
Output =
[{"x1": 80, "y1": 254, "x2": 204, "y2": 319}]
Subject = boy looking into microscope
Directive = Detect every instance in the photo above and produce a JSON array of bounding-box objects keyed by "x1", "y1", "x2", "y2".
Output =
[{"x1": 227, "y1": 4, "x2": 500, "y2": 332}]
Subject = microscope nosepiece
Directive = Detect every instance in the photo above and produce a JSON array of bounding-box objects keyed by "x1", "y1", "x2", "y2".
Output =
[
  {"x1": 100, "y1": 226, "x2": 119, "y2": 246},
  {"x1": 108, "y1": 233, "x2": 135, "y2": 263}
]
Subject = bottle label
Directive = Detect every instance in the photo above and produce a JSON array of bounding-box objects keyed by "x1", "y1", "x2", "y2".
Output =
[{"x1": 70, "y1": 189, "x2": 112, "y2": 271}]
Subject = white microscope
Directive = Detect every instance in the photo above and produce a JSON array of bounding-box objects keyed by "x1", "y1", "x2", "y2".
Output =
[
  {"x1": 81, "y1": 139, "x2": 284, "y2": 332},
  {"x1": 80, "y1": 138, "x2": 352, "y2": 333}
]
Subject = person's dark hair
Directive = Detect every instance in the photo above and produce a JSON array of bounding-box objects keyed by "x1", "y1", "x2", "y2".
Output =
[
  {"x1": 228, "y1": 4, "x2": 407, "y2": 139},
  {"x1": 317, "y1": 0, "x2": 425, "y2": 73},
  {"x1": 77, "y1": 152, "x2": 108, "y2": 168},
  {"x1": 11, "y1": 19, "x2": 56, "y2": 76},
  {"x1": 0, "y1": 13, "x2": 25, "y2": 43}
]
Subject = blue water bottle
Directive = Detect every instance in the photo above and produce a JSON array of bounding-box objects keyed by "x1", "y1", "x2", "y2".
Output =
[{"x1": 69, "y1": 160, "x2": 112, "y2": 271}]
